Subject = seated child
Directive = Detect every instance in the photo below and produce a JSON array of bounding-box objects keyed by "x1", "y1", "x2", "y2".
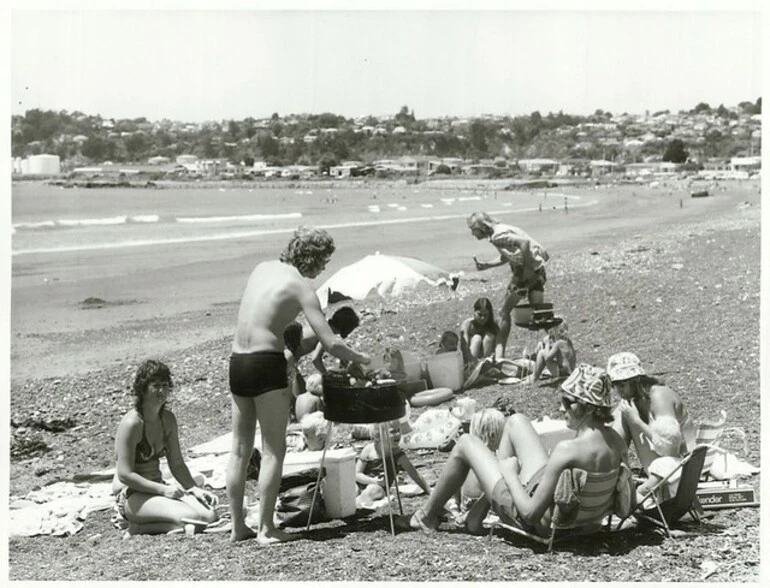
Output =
[
  {"x1": 635, "y1": 416, "x2": 684, "y2": 509},
  {"x1": 460, "y1": 297, "x2": 500, "y2": 362},
  {"x1": 356, "y1": 422, "x2": 431, "y2": 507},
  {"x1": 451, "y1": 409, "x2": 506, "y2": 517},
  {"x1": 520, "y1": 320, "x2": 576, "y2": 384},
  {"x1": 300, "y1": 411, "x2": 329, "y2": 452},
  {"x1": 284, "y1": 307, "x2": 360, "y2": 421},
  {"x1": 295, "y1": 373, "x2": 324, "y2": 424}
]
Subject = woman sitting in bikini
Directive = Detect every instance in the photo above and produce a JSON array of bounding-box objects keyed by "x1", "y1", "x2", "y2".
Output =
[
  {"x1": 401, "y1": 363, "x2": 628, "y2": 536},
  {"x1": 112, "y1": 359, "x2": 219, "y2": 535}
]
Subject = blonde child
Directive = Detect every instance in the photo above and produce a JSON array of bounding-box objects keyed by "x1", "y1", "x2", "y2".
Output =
[
  {"x1": 450, "y1": 409, "x2": 506, "y2": 520},
  {"x1": 356, "y1": 422, "x2": 430, "y2": 507},
  {"x1": 635, "y1": 416, "x2": 684, "y2": 508}
]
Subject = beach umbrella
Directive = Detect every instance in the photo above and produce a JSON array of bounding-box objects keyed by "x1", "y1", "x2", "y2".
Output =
[{"x1": 316, "y1": 252, "x2": 458, "y2": 309}]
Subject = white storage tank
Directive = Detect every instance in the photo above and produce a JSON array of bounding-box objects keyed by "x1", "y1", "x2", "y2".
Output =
[{"x1": 27, "y1": 154, "x2": 61, "y2": 175}]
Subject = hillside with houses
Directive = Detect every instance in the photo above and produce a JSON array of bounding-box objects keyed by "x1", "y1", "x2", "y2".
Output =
[{"x1": 11, "y1": 100, "x2": 761, "y2": 183}]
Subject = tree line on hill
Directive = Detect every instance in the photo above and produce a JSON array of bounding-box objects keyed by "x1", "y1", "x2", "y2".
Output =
[{"x1": 10, "y1": 99, "x2": 761, "y2": 170}]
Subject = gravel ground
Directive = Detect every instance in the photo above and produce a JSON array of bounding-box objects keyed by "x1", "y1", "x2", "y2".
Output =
[{"x1": 8, "y1": 195, "x2": 761, "y2": 582}]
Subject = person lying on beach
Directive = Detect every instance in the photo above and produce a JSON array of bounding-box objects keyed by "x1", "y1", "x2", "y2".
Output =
[
  {"x1": 227, "y1": 227, "x2": 371, "y2": 545},
  {"x1": 635, "y1": 416, "x2": 684, "y2": 509},
  {"x1": 519, "y1": 321, "x2": 576, "y2": 384},
  {"x1": 112, "y1": 359, "x2": 219, "y2": 536},
  {"x1": 460, "y1": 297, "x2": 500, "y2": 362},
  {"x1": 401, "y1": 364, "x2": 630, "y2": 536},
  {"x1": 467, "y1": 212, "x2": 550, "y2": 362},
  {"x1": 607, "y1": 352, "x2": 695, "y2": 474},
  {"x1": 284, "y1": 306, "x2": 360, "y2": 421},
  {"x1": 450, "y1": 408, "x2": 506, "y2": 522},
  {"x1": 356, "y1": 422, "x2": 431, "y2": 507}
]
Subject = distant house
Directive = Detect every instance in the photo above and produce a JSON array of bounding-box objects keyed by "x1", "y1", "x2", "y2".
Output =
[
  {"x1": 589, "y1": 160, "x2": 620, "y2": 176},
  {"x1": 176, "y1": 154, "x2": 198, "y2": 165},
  {"x1": 517, "y1": 159, "x2": 559, "y2": 174},
  {"x1": 730, "y1": 156, "x2": 761, "y2": 173}
]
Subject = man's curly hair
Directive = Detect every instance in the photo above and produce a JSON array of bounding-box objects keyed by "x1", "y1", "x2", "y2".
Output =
[
  {"x1": 279, "y1": 227, "x2": 335, "y2": 276},
  {"x1": 133, "y1": 359, "x2": 173, "y2": 413}
]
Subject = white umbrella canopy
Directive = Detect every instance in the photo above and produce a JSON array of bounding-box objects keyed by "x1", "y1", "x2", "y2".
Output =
[{"x1": 316, "y1": 253, "x2": 458, "y2": 309}]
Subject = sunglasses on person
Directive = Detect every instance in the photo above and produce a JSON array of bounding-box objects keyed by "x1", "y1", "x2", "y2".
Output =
[{"x1": 560, "y1": 395, "x2": 575, "y2": 410}]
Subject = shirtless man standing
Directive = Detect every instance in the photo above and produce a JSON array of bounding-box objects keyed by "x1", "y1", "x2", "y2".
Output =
[
  {"x1": 467, "y1": 212, "x2": 550, "y2": 361},
  {"x1": 226, "y1": 227, "x2": 370, "y2": 544}
]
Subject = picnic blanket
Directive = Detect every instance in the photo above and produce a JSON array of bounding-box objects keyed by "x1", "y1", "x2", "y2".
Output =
[
  {"x1": 9, "y1": 481, "x2": 114, "y2": 537},
  {"x1": 8, "y1": 425, "x2": 308, "y2": 538}
]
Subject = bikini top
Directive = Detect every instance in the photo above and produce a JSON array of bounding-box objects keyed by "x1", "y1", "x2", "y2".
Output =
[{"x1": 135, "y1": 412, "x2": 168, "y2": 464}]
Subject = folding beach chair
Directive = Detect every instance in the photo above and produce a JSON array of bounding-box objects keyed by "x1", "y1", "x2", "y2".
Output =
[
  {"x1": 489, "y1": 467, "x2": 620, "y2": 552},
  {"x1": 694, "y1": 410, "x2": 726, "y2": 480},
  {"x1": 618, "y1": 444, "x2": 708, "y2": 538},
  {"x1": 694, "y1": 411, "x2": 748, "y2": 481}
]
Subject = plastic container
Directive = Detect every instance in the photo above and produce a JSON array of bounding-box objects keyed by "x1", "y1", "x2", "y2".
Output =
[
  {"x1": 283, "y1": 447, "x2": 357, "y2": 519},
  {"x1": 426, "y1": 349, "x2": 464, "y2": 391},
  {"x1": 531, "y1": 418, "x2": 576, "y2": 454},
  {"x1": 400, "y1": 351, "x2": 423, "y2": 381}
]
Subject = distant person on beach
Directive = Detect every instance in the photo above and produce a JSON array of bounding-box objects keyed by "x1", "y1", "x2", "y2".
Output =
[
  {"x1": 283, "y1": 306, "x2": 360, "y2": 422},
  {"x1": 112, "y1": 360, "x2": 219, "y2": 536},
  {"x1": 460, "y1": 297, "x2": 500, "y2": 361},
  {"x1": 606, "y1": 352, "x2": 695, "y2": 474},
  {"x1": 227, "y1": 227, "x2": 371, "y2": 545},
  {"x1": 520, "y1": 321, "x2": 576, "y2": 384},
  {"x1": 467, "y1": 212, "x2": 549, "y2": 361}
]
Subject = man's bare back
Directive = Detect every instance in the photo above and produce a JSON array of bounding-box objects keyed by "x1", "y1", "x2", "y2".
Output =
[{"x1": 233, "y1": 260, "x2": 306, "y2": 354}]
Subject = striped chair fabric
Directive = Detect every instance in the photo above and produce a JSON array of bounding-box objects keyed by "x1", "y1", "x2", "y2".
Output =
[
  {"x1": 490, "y1": 467, "x2": 620, "y2": 552},
  {"x1": 694, "y1": 410, "x2": 727, "y2": 478}
]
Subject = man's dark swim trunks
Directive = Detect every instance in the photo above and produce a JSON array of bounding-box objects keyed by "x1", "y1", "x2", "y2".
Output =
[{"x1": 229, "y1": 351, "x2": 288, "y2": 398}]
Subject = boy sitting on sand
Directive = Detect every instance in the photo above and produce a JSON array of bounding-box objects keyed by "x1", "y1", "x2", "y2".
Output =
[
  {"x1": 520, "y1": 321, "x2": 576, "y2": 384},
  {"x1": 356, "y1": 422, "x2": 431, "y2": 507}
]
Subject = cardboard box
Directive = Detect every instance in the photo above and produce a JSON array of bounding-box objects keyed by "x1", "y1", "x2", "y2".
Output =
[{"x1": 696, "y1": 484, "x2": 758, "y2": 510}]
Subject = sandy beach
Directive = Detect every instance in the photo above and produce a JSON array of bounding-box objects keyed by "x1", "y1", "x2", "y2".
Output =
[
  {"x1": 11, "y1": 180, "x2": 754, "y2": 381},
  {"x1": 9, "y1": 179, "x2": 762, "y2": 581}
]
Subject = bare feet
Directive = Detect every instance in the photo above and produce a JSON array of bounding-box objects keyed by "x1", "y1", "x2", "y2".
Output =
[
  {"x1": 256, "y1": 527, "x2": 299, "y2": 546},
  {"x1": 230, "y1": 523, "x2": 258, "y2": 543}
]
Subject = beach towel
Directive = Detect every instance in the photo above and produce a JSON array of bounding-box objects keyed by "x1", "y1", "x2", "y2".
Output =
[
  {"x1": 402, "y1": 409, "x2": 463, "y2": 450},
  {"x1": 9, "y1": 481, "x2": 114, "y2": 537}
]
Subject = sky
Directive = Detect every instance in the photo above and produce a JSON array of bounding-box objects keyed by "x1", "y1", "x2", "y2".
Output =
[{"x1": 8, "y1": 4, "x2": 766, "y2": 123}]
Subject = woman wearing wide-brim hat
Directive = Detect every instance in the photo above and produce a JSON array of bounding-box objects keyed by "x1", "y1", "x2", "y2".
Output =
[
  {"x1": 606, "y1": 352, "x2": 696, "y2": 473},
  {"x1": 400, "y1": 363, "x2": 631, "y2": 536}
]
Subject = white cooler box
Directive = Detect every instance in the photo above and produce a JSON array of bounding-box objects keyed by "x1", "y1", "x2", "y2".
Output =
[
  {"x1": 283, "y1": 447, "x2": 357, "y2": 519},
  {"x1": 531, "y1": 418, "x2": 575, "y2": 453}
]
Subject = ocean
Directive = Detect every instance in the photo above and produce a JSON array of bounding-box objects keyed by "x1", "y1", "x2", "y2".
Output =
[{"x1": 11, "y1": 183, "x2": 572, "y2": 257}]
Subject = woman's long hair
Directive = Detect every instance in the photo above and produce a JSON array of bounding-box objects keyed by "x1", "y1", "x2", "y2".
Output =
[{"x1": 473, "y1": 297, "x2": 496, "y2": 328}]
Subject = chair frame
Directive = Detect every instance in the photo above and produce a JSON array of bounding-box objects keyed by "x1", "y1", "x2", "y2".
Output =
[
  {"x1": 618, "y1": 444, "x2": 709, "y2": 538},
  {"x1": 488, "y1": 468, "x2": 619, "y2": 552}
]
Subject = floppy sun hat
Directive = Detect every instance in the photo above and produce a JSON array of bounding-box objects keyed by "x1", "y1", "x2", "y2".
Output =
[
  {"x1": 561, "y1": 363, "x2": 613, "y2": 408},
  {"x1": 606, "y1": 352, "x2": 645, "y2": 382}
]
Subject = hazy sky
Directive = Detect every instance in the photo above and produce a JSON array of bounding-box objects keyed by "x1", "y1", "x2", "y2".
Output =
[{"x1": 10, "y1": 6, "x2": 764, "y2": 122}]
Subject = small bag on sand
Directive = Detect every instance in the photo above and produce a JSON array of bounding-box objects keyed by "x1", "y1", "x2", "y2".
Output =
[{"x1": 275, "y1": 467, "x2": 327, "y2": 528}]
